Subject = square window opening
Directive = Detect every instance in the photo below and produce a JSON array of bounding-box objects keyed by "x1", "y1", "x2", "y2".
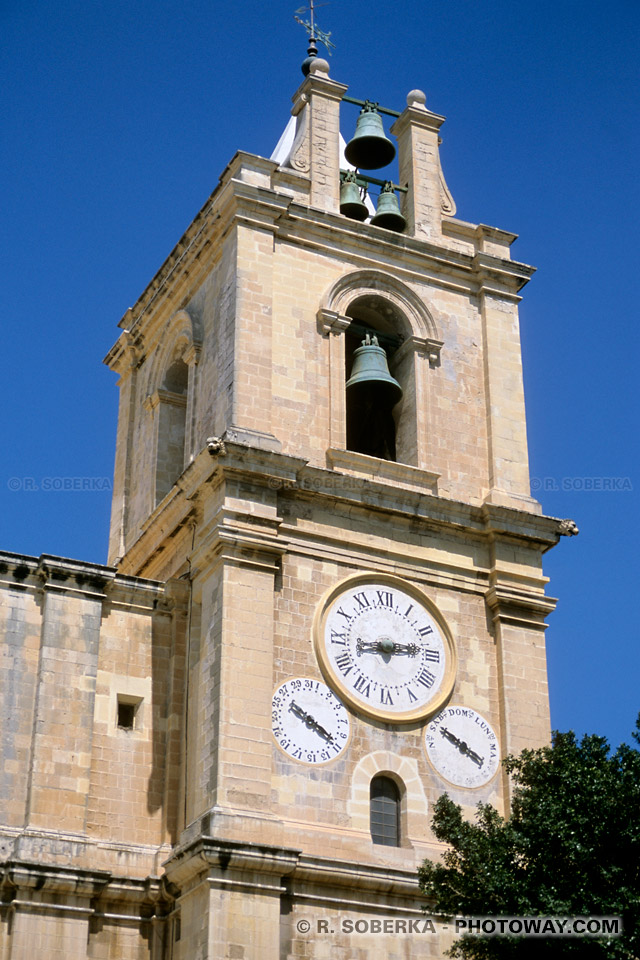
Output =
[{"x1": 117, "y1": 696, "x2": 142, "y2": 731}]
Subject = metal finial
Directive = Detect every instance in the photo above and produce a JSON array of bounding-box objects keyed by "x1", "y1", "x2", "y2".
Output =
[{"x1": 294, "y1": 1, "x2": 335, "y2": 75}]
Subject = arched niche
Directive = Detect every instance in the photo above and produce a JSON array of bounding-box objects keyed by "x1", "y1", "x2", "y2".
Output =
[{"x1": 145, "y1": 310, "x2": 201, "y2": 509}]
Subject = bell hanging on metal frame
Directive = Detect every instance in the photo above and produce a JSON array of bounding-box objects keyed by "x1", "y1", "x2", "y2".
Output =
[
  {"x1": 345, "y1": 334, "x2": 403, "y2": 406},
  {"x1": 339, "y1": 172, "x2": 369, "y2": 222},
  {"x1": 344, "y1": 101, "x2": 396, "y2": 170},
  {"x1": 370, "y1": 182, "x2": 406, "y2": 233}
]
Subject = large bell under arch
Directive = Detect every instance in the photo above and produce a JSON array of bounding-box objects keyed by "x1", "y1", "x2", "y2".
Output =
[{"x1": 344, "y1": 296, "x2": 407, "y2": 462}]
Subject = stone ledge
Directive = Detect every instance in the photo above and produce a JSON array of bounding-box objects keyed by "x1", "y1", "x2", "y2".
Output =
[{"x1": 326, "y1": 448, "x2": 440, "y2": 495}]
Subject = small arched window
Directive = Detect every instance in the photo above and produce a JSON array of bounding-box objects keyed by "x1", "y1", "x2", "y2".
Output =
[{"x1": 370, "y1": 775, "x2": 400, "y2": 847}]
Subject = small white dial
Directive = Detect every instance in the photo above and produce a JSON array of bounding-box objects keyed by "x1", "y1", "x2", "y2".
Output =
[
  {"x1": 271, "y1": 678, "x2": 351, "y2": 765},
  {"x1": 425, "y1": 706, "x2": 500, "y2": 788},
  {"x1": 314, "y1": 574, "x2": 456, "y2": 723}
]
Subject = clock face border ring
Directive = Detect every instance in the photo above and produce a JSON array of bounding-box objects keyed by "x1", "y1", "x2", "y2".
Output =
[{"x1": 312, "y1": 572, "x2": 457, "y2": 724}]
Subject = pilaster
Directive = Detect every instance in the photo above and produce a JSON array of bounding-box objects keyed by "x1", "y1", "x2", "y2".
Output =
[
  {"x1": 291, "y1": 59, "x2": 348, "y2": 213},
  {"x1": 25, "y1": 565, "x2": 104, "y2": 835},
  {"x1": 106, "y1": 333, "x2": 140, "y2": 565},
  {"x1": 185, "y1": 488, "x2": 284, "y2": 826},
  {"x1": 479, "y1": 289, "x2": 538, "y2": 512},
  {"x1": 391, "y1": 90, "x2": 446, "y2": 240},
  {"x1": 486, "y1": 573, "x2": 557, "y2": 804},
  {"x1": 317, "y1": 308, "x2": 351, "y2": 449}
]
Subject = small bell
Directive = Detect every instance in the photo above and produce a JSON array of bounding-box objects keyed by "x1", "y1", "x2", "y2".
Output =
[
  {"x1": 339, "y1": 172, "x2": 369, "y2": 222},
  {"x1": 346, "y1": 334, "x2": 403, "y2": 405},
  {"x1": 344, "y1": 102, "x2": 396, "y2": 170},
  {"x1": 370, "y1": 182, "x2": 406, "y2": 233}
]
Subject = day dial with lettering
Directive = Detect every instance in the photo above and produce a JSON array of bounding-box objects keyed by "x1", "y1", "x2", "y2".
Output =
[
  {"x1": 271, "y1": 678, "x2": 351, "y2": 765},
  {"x1": 314, "y1": 574, "x2": 456, "y2": 723},
  {"x1": 425, "y1": 705, "x2": 500, "y2": 788}
]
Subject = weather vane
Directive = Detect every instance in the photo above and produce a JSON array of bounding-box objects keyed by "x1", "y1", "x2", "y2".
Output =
[{"x1": 294, "y1": 1, "x2": 335, "y2": 57}]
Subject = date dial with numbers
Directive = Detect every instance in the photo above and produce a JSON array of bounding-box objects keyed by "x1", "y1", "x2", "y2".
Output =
[
  {"x1": 271, "y1": 678, "x2": 351, "y2": 765},
  {"x1": 314, "y1": 574, "x2": 456, "y2": 723}
]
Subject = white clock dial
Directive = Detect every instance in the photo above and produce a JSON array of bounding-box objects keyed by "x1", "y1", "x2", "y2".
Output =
[
  {"x1": 271, "y1": 678, "x2": 351, "y2": 765},
  {"x1": 314, "y1": 574, "x2": 456, "y2": 723},
  {"x1": 425, "y1": 706, "x2": 500, "y2": 788}
]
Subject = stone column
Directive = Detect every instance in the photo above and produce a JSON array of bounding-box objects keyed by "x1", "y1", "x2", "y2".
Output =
[{"x1": 391, "y1": 90, "x2": 447, "y2": 241}]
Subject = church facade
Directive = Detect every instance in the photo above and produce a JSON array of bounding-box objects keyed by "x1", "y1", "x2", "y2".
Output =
[{"x1": 0, "y1": 57, "x2": 574, "y2": 959}]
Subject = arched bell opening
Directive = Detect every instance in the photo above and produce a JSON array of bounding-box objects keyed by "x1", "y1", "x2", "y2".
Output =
[
  {"x1": 344, "y1": 295, "x2": 414, "y2": 465},
  {"x1": 154, "y1": 355, "x2": 189, "y2": 506}
]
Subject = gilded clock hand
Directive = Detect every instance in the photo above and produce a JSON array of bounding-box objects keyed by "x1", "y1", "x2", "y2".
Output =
[
  {"x1": 289, "y1": 700, "x2": 334, "y2": 742},
  {"x1": 356, "y1": 638, "x2": 420, "y2": 657},
  {"x1": 440, "y1": 726, "x2": 484, "y2": 766}
]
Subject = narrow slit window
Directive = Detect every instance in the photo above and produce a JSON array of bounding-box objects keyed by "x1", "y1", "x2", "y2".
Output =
[{"x1": 370, "y1": 775, "x2": 400, "y2": 846}]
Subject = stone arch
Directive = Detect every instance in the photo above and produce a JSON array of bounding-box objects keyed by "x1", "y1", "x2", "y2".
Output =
[
  {"x1": 348, "y1": 750, "x2": 429, "y2": 847},
  {"x1": 322, "y1": 269, "x2": 441, "y2": 343},
  {"x1": 150, "y1": 309, "x2": 197, "y2": 396},
  {"x1": 320, "y1": 272, "x2": 443, "y2": 468}
]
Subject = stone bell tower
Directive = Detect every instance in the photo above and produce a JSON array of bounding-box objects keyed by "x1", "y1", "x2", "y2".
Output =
[
  {"x1": 100, "y1": 55, "x2": 575, "y2": 958},
  {"x1": 0, "y1": 53, "x2": 575, "y2": 960}
]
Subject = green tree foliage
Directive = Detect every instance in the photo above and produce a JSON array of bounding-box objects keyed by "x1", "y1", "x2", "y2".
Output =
[{"x1": 418, "y1": 720, "x2": 640, "y2": 958}]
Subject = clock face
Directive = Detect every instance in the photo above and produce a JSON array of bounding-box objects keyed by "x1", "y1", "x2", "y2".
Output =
[
  {"x1": 314, "y1": 574, "x2": 456, "y2": 723},
  {"x1": 271, "y1": 677, "x2": 351, "y2": 765},
  {"x1": 425, "y1": 706, "x2": 500, "y2": 788}
]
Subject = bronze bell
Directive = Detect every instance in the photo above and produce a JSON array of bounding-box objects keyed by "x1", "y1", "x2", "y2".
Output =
[
  {"x1": 370, "y1": 182, "x2": 406, "y2": 233},
  {"x1": 340, "y1": 172, "x2": 369, "y2": 221},
  {"x1": 344, "y1": 102, "x2": 396, "y2": 170},
  {"x1": 346, "y1": 334, "x2": 403, "y2": 406}
]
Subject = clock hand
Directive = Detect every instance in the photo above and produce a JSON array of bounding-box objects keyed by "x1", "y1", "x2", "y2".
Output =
[
  {"x1": 440, "y1": 726, "x2": 462, "y2": 748},
  {"x1": 289, "y1": 700, "x2": 307, "y2": 721},
  {"x1": 440, "y1": 727, "x2": 484, "y2": 766},
  {"x1": 356, "y1": 638, "x2": 420, "y2": 657},
  {"x1": 289, "y1": 701, "x2": 334, "y2": 742},
  {"x1": 459, "y1": 742, "x2": 484, "y2": 767},
  {"x1": 307, "y1": 719, "x2": 334, "y2": 742}
]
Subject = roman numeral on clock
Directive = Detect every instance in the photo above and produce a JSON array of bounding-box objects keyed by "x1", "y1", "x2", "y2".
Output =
[
  {"x1": 380, "y1": 688, "x2": 393, "y2": 705},
  {"x1": 330, "y1": 629, "x2": 347, "y2": 645},
  {"x1": 353, "y1": 675, "x2": 371, "y2": 698},
  {"x1": 353, "y1": 592, "x2": 370, "y2": 609},
  {"x1": 416, "y1": 668, "x2": 436, "y2": 688},
  {"x1": 376, "y1": 590, "x2": 393, "y2": 607},
  {"x1": 335, "y1": 652, "x2": 353, "y2": 676},
  {"x1": 423, "y1": 649, "x2": 440, "y2": 662}
]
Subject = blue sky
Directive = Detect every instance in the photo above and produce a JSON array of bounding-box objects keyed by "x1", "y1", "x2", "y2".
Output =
[{"x1": 2, "y1": 0, "x2": 638, "y2": 749}]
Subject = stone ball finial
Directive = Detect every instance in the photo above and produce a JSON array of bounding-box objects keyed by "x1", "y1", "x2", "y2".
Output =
[
  {"x1": 407, "y1": 89, "x2": 427, "y2": 109},
  {"x1": 309, "y1": 58, "x2": 330, "y2": 76}
]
